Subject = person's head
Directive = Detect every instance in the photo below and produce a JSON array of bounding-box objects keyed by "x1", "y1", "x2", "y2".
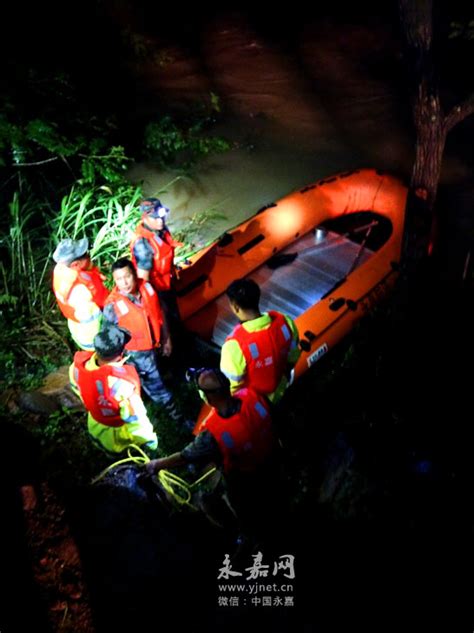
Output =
[
  {"x1": 112, "y1": 258, "x2": 138, "y2": 295},
  {"x1": 140, "y1": 198, "x2": 170, "y2": 232},
  {"x1": 93, "y1": 324, "x2": 131, "y2": 363},
  {"x1": 186, "y1": 367, "x2": 231, "y2": 406},
  {"x1": 53, "y1": 238, "x2": 90, "y2": 269},
  {"x1": 226, "y1": 278, "x2": 261, "y2": 318}
]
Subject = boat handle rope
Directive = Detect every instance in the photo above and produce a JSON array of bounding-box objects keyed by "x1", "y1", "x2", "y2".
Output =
[{"x1": 346, "y1": 221, "x2": 376, "y2": 277}]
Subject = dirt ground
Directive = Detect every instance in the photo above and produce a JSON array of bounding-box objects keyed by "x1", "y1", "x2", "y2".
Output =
[{"x1": 24, "y1": 484, "x2": 95, "y2": 632}]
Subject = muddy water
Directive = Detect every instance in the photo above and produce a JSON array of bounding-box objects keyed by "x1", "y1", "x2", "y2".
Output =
[
  {"x1": 125, "y1": 10, "x2": 473, "y2": 253},
  {"x1": 124, "y1": 12, "x2": 470, "y2": 270},
  {"x1": 126, "y1": 13, "x2": 399, "y2": 242}
]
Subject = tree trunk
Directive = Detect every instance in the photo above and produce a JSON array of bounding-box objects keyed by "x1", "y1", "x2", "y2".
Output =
[
  {"x1": 399, "y1": 0, "x2": 474, "y2": 265},
  {"x1": 398, "y1": 0, "x2": 442, "y2": 263},
  {"x1": 403, "y1": 83, "x2": 446, "y2": 262}
]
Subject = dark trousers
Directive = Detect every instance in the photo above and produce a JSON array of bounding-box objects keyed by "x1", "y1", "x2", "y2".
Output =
[
  {"x1": 158, "y1": 288, "x2": 193, "y2": 376},
  {"x1": 126, "y1": 349, "x2": 173, "y2": 406}
]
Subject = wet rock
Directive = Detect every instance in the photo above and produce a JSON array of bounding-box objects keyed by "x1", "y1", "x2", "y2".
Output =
[
  {"x1": 39, "y1": 366, "x2": 70, "y2": 394},
  {"x1": 18, "y1": 391, "x2": 60, "y2": 415},
  {"x1": 38, "y1": 366, "x2": 83, "y2": 410}
]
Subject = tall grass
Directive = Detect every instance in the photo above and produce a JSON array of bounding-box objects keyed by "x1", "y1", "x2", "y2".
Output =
[
  {"x1": 0, "y1": 192, "x2": 54, "y2": 317},
  {"x1": 53, "y1": 178, "x2": 190, "y2": 268},
  {"x1": 54, "y1": 184, "x2": 144, "y2": 268},
  {"x1": 0, "y1": 176, "x2": 229, "y2": 376},
  {"x1": 0, "y1": 179, "x2": 230, "y2": 323}
]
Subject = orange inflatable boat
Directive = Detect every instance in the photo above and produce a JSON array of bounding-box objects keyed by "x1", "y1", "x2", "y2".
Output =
[{"x1": 175, "y1": 168, "x2": 407, "y2": 381}]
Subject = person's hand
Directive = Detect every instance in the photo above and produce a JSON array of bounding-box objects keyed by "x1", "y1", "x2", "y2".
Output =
[{"x1": 146, "y1": 459, "x2": 164, "y2": 476}]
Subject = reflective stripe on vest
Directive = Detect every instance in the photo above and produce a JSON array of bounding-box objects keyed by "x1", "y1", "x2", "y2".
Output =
[
  {"x1": 73, "y1": 351, "x2": 141, "y2": 427},
  {"x1": 105, "y1": 280, "x2": 163, "y2": 351},
  {"x1": 226, "y1": 311, "x2": 292, "y2": 395},
  {"x1": 202, "y1": 388, "x2": 274, "y2": 473},
  {"x1": 53, "y1": 264, "x2": 108, "y2": 321}
]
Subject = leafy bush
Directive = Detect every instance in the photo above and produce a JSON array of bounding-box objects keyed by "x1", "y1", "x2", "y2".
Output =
[
  {"x1": 144, "y1": 103, "x2": 231, "y2": 169},
  {"x1": 173, "y1": 207, "x2": 228, "y2": 262}
]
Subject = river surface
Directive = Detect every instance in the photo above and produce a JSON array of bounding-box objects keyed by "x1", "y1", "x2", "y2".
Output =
[{"x1": 123, "y1": 8, "x2": 473, "y2": 268}]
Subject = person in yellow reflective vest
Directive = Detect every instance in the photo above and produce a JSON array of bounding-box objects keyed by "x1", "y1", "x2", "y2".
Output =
[
  {"x1": 52, "y1": 238, "x2": 108, "y2": 351},
  {"x1": 70, "y1": 324, "x2": 158, "y2": 454},
  {"x1": 220, "y1": 278, "x2": 301, "y2": 403}
]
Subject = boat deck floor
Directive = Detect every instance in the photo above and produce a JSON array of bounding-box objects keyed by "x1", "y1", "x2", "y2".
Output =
[{"x1": 188, "y1": 229, "x2": 373, "y2": 348}]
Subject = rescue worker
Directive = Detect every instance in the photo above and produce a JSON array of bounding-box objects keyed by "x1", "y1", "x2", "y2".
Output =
[
  {"x1": 52, "y1": 238, "x2": 108, "y2": 351},
  {"x1": 70, "y1": 323, "x2": 158, "y2": 454},
  {"x1": 220, "y1": 278, "x2": 301, "y2": 404},
  {"x1": 103, "y1": 258, "x2": 185, "y2": 423},
  {"x1": 146, "y1": 368, "x2": 278, "y2": 536},
  {"x1": 130, "y1": 197, "x2": 183, "y2": 324}
]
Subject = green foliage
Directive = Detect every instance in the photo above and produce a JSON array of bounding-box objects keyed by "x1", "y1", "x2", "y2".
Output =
[
  {"x1": 144, "y1": 116, "x2": 186, "y2": 164},
  {"x1": 0, "y1": 66, "x2": 130, "y2": 194},
  {"x1": 0, "y1": 191, "x2": 54, "y2": 317},
  {"x1": 173, "y1": 206, "x2": 228, "y2": 262},
  {"x1": 42, "y1": 407, "x2": 72, "y2": 442},
  {"x1": 79, "y1": 145, "x2": 131, "y2": 185},
  {"x1": 209, "y1": 92, "x2": 222, "y2": 113},
  {"x1": 449, "y1": 20, "x2": 474, "y2": 39},
  {"x1": 0, "y1": 64, "x2": 234, "y2": 493},
  {"x1": 53, "y1": 177, "x2": 183, "y2": 269},
  {"x1": 0, "y1": 350, "x2": 18, "y2": 389},
  {"x1": 36, "y1": 406, "x2": 111, "y2": 489},
  {"x1": 26, "y1": 119, "x2": 77, "y2": 157},
  {"x1": 120, "y1": 28, "x2": 174, "y2": 67},
  {"x1": 0, "y1": 328, "x2": 68, "y2": 390},
  {"x1": 144, "y1": 105, "x2": 231, "y2": 169}
]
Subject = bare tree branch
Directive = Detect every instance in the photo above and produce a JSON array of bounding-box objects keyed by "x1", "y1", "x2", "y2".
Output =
[
  {"x1": 59, "y1": 154, "x2": 76, "y2": 177},
  {"x1": 13, "y1": 157, "x2": 59, "y2": 167},
  {"x1": 445, "y1": 93, "x2": 474, "y2": 133}
]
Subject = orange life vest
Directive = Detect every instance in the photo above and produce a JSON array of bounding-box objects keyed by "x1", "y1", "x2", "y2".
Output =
[
  {"x1": 53, "y1": 264, "x2": 108, "y2": 321},
  {"x1": 130, "y1": 219, "x2": 180, "y2": 291},
  {"x1": 198, "y1": 388, "x2": 275, "y2": 473},
  {"x1": 105, "y1": 280, "x2": 163, "y2": 351},
  {"x1": 73, "y1": 351, "x2": 141, "y2": 426},
  {"x1": 226, "y1": 311, "x2": 293, "y2": 395}
]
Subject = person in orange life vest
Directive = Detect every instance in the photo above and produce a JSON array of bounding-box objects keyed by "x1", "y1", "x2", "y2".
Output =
[
  {"x1": 52, "y1": 238, "x2": 108, "y2": 351},
  {"x1": 130, "y1": 198, "x2": 183, "y2": 327},
  {"x1": 220, "y1": 278, "x2": 301, "y2": 404},
  {"x1": 103, "y1": 257, "x2": 184, "y2": 423},
  {"x1": 70, "y1": 323, "x2": 158, "y2": 455},
  {"x1": 146, "y1": 368, "x2": 278, "y2": 533}
]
